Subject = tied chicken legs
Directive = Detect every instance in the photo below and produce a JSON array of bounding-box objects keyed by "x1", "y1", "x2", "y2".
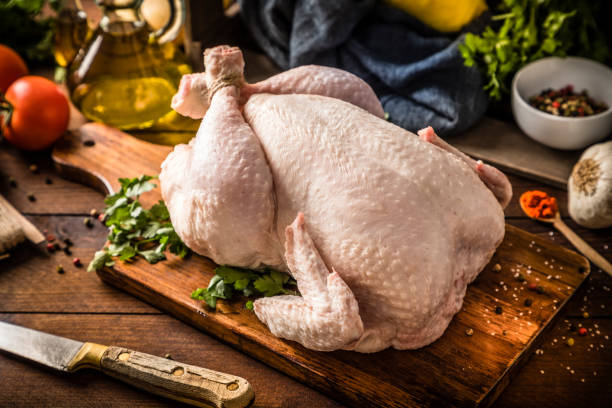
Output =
[{"x1": 161, "y1": 45, "x2": 512, "y2": 353}]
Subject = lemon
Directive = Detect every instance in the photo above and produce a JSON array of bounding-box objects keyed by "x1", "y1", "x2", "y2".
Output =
[{"x1": 384, "y1": 0, "x2": 487, "y2": 33}]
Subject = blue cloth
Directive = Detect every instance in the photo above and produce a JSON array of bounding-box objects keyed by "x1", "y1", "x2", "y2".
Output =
[{"x1": 238, "y1": 0, "x2": 488, "y2": 135}]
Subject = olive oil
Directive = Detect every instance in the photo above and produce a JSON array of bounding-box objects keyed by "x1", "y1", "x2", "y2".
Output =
[
  {"x1": 67, "y1": 0, "x2": 197, "y2": 137},
  {"x1": 53, "y1": 6, "x2": 90, "y2": 68},
  {"x1": 75, "y1": 76, "x2": 175, "y2": 129}
]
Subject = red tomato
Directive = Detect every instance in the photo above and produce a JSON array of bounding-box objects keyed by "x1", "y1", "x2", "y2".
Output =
[
  {"x1": 2, "y1": 76, "x2": 70, "y2": 151},
  {"x1": 0, "y1": 44, "x2": 29, "y2": 93}
]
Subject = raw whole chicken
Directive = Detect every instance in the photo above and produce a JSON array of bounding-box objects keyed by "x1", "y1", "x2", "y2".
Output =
[{"x1": 160, "y1": 45, "x2": 512, "y2": 353}]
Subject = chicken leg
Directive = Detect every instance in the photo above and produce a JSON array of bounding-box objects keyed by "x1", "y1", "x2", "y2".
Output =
[
  {"x1": 417, "y1": 126, "x2": 513, "y2": 208},
  {"x1": 160, "y1": 47, "x2": 282, "y2": 269}
]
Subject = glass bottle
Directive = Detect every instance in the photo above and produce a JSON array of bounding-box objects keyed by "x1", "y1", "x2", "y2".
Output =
[{"x1": 67, "y1": 0, "x2": 197, "y2": 134}]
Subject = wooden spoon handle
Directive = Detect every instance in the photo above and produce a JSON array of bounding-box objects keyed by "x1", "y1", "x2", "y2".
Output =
[
  {"x1": 100, "y1": 346, "x2": 254, "y2": 408},
  {"x1": 554, "y1": 218, "x2": 612, "y2": 277}
]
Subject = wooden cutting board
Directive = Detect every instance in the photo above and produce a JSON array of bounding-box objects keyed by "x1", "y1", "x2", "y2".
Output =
[
  {"x1": 446, "y1": 117, "x2": 587, "y2": 190},
  {"x1": 52, "y1": 123, "x2": 590, "y2": 408}
]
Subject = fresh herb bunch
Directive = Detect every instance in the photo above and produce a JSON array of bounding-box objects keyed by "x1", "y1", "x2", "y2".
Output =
[
  {"x1": 88, "y1": 175, "x2": 190, "y2": 272},
  {"x1": 191, "y1": 265, "x2": 297, "y2": 309},
  {"x1": 0, "y1": 0, "x2": 62, "y2": 66},
  {"x1": 459, "y1": 0, "x2": 610, "y2": 101}
]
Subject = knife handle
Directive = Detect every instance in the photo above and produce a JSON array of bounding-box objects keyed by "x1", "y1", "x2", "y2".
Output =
[{"x1": 99, "y1": 346, "x2": 254, "y2": 408}]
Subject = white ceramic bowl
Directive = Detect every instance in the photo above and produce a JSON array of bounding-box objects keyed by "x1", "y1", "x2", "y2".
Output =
[{"x1": 511, "y1": 57, "x2": 612, "y2": 150}]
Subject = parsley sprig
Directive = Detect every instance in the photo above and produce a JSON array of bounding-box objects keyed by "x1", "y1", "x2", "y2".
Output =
[
  {"x1": 88, "y1": 175, "x2": 189, "y2": 272},
  {"x1": 459, "y1": 0, "x2": 610, "y2": 101},
  {"x1": 191, "y1": 265, "x2": 297, "y2": 309}
]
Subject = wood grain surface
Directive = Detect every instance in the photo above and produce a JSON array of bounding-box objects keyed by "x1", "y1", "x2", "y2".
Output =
[
  {"x1": 45, "y1": 124, "x2": 595, "y2": 408},
  {"x1": 1, "y1": 141, "x2": 611, "y2": 408},
  {"x1": 446, "y1": 118, "x2": 585, "y2": 190}
]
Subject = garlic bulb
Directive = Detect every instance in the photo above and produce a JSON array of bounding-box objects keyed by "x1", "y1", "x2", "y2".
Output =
[{"x1": 568, "y1": 140, "x2": 612, "y2": 229}]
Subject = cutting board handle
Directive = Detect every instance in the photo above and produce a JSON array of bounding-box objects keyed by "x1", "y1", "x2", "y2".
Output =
[{"x1": 100, "y1": 346, "x2": 254, "y2": 408}]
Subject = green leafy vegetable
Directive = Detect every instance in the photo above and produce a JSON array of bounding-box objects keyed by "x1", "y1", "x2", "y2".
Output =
[
  {"x1": 87, "y1": 250, "x2": 114, "y2": 272},
  {"x1": 0, "y1": 0, "x2": 62, "y2": 66},
  {"x1": 191, "y1": 265, "x2": 297, "y2": 309},
  {"x1": 87, "y1": 175, "x2": 190, "y2": 271},
  {"x1": 459, "y1": 0, "x2": 610, "y2": 101}
]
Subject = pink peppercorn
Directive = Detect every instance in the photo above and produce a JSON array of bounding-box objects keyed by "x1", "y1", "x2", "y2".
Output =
[
  {"x1": 72, "y1": 258, "x2": 81, "y2": 267},
  {"x1": 578, "y1": 327, "x2": 587, "y2": 336},
  {"x1": 528, "y1": 283, "x2": 538, "y2": 291}
]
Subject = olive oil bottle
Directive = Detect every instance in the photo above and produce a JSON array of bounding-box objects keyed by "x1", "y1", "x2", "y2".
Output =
[
  {"x1": 53, "y1": 1, "x2": 90, "y2": 69},
  {"x1": 67, "y1": 0, "x2": 197, "y2": 136}
]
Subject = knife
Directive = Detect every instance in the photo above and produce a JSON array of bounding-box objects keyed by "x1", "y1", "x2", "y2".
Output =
[{"x1": 0, "y1": 321, "x2": 254, "y2": 408}]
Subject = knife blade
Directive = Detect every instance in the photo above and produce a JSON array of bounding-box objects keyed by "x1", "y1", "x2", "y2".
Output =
[{"x1": 0, "y1": 321, "x2": 254, "y2": 408}]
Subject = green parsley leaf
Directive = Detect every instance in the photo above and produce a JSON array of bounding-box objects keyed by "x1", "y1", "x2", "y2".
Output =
[
  {"x1": 191, "y1": 265, "x2": 297, "y2": 309},
  {"x1": 150, "y1": 201, "x2": 170, "y2": 220},
  {"x1": 254, "y1": 275, "x2": 287, "y2": 297},
  {"x1": 245, "y1": 300, "x2": 254, "y2": 310},
  {"x1": 138, "y1": 250, "x2": 166, "y2": 264},
  {"x1": 87, "y1": 250, "x2": 114, "y2": 272},
  {"x1": 87, "y1": 175, "x2": 190, "y2": 272}
]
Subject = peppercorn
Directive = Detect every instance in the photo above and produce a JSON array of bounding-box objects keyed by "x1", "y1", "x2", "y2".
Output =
[
  {"x1": 46, "y1": 243, "x2": 55, "y2": 252},
  {"x1": 8, "y1": 177, "x2": 17, "y2": 188},
  {"x1": 528, "y1": 85, "x2": 608, "y2": 117},
  {"x1": 524, "y1": 298, "x2": 533, "y2": 307},
  {"x1": 56, "y1": 265, "x2": 64, "y2": 274},
  {"x1": 98, "y1": 213, "x2": 106, "y2": 223},
  {"x1": 27, "y1": 193, "x2": 36, "y2": 202},
  {"x1": 536, "y1": 286, "x2": 545, "y2": 294},
  {"x1": 567, "y1": 338, "x2": 574, "y2": 347},
  {"x1": 83, "y1": 140, "x2": 95, "y2": 147},
  {"x1": 29, "y1": 164, "x2": 38, "y2": 173},
  {"x1": 63, "y1": 246, "x2": 72, "y2": 256},
  {"x1": 72, "y1": 258, "x2": 81, "y2": 267},
  {"x1": 495, "y1": 306, "x2": 503, "y2": 315},
  {"x1": 582, "y1": 312, "x2": 590, "y2": 319},
  {"x1": 164, "y1": 353, "x2": 173, "y2": 360},
  {"x1": 63, "y1": 238, "x2": 73, "y2": 247},
  {"x1": 53, "y1": 243, "x2": 61, "y2": 251},
  {"x1": 516, "y1": 273, "x2": 525, "y2": 282},
  {"x1": 45, "y1": 177, "x2": 53, "y2": 185},
  {"x1": 492, "y1": 263, "x2": 502, "y2": 272},
  {"x1": 465, "y1": 328, "x2": 474, "y2": 336},
  {"x1": 528, "y1": 283, "x2": 538, "y2": 291},
  {"x1": 90, "y1": 208, "x2": 98, "y2": 217},
  {"x1": 83, "y1": 217, "x2": 93, "y2": 228},
  {"x1": 46, "y1": 234, "x2": 55, "y2": 242},
  {"x1": 578, "y1": 327, "x2": 587, "y2": 336}
]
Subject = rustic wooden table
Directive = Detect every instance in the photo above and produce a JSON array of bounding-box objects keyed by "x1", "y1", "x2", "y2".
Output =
[{"x1": 0, "y1": 142, "x2": 610, "y2": 407}]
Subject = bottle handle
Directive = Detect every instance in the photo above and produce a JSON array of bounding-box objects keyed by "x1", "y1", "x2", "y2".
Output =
[{"x1": 153, "y1": 0, "x2": 185, "y2": 44}]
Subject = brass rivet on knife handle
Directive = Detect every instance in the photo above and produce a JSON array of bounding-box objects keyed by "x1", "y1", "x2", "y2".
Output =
[
  {"x1": 99, "y1": 346, "x2": 254, "y2": 408},
  {"x1": 66, "y1": 342, "x2": 109, "y2": 371}
]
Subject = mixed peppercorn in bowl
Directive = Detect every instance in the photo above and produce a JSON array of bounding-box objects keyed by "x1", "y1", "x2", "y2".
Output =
[{"x1": 511, "y1": 57, "x2": 612, "y2": 150}]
